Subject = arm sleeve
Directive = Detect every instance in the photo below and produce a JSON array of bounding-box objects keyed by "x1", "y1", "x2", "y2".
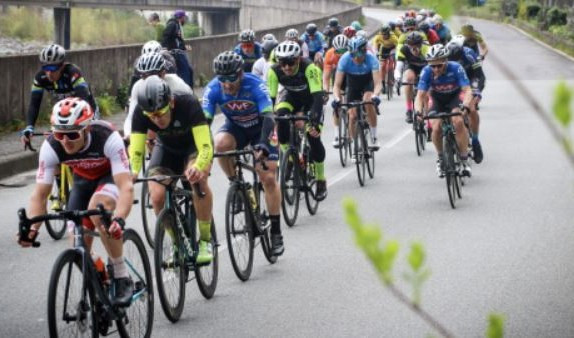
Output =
[
  {"x1": 36, "y1": 141, "x2": 59, "y2": 184},
  {"x1": 128, "y1": 133, "x2": 147, "y2": 176},
  {"x1": 255, "y1": 80, "x2": 273, "y2": 113},
  {"x1": 104, "y1": 131, "x2": 131, "y2": 176},
  {"x1": 201, "y1": 83, "x2": 217, "y2": 120},
  {"x1": 191, "y1": 124, "x2": 213, "y2": 172},
  {"x1": 123, "y1": 81, "x2": 140, "y2": 136},
  {"x1": 267, "y1": 68, "x2": 279, "y2": 99}
]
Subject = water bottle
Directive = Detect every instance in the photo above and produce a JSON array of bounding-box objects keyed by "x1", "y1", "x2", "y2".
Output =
[
  {"x1": 92, "y1": 254, "x2": 108, "y2": 284},
  {"x1": 247, "y1": 187, "x2": 257, "y2": 210}
]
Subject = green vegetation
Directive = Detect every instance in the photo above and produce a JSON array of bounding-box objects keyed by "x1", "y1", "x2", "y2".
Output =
[
  {"x1": 553, "y1": 81, "x2": 574, "y2": 157},
  {"x1": 344, "y1": 199, "x2": 504, "y2": 338},
  {"x1": 0, "y1": 7, "x2": 53, "y2": 41}
]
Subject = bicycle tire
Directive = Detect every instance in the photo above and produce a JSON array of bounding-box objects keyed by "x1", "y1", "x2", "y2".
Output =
[
  {"x1": 354, "y1": 125, "x2": 366, "y2": 187},
  {"x1": 364, "y1": 127, "x2": 375, "y2": 179},
  {"x1": 117, "y1": 229, "x2": 154, "y2": 338},
  {"x1": 304, "y1": 148, "x2": 319, "y2": 215},
  {"x1": 225, "y1": 184, "x2": 254, "y2": 281},
  {"x1": 280, "y1": 149, "x2": 300, "y2": 227},
  {"x1": 45, "y1": 178, "x2": 69, "y2": 240},
  {"x1": 338, "y1": 110, "x2": 349, "y2": 167},
  {"x1": 195, "y1": 218, "x2": 219, "y2": 299},
  {"x1": 415, "y1": 120, "x2": 425, "y2": 157},
  {"x1": 48, "y1": 249, "x2": 98, "y2": 338},
  {"x1": 154, "y1": 209, "x2": 186, "y2": 322},
  {"x1": 387, "y1": 68, "x2": 394, "y2": 101},
  {"x1": 257, "y1": 182, "x2": 277, "y2": 264},
  {"x1": 443, "y1": 135, "x2": 457, "y2": 209},
  {"x1": 140, "y1": 182, "x2": 156, "y2": 249}
]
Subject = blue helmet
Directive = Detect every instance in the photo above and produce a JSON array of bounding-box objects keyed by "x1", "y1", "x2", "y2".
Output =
[{"x1": 348, "y1": 36, "x2": 367, "y2": 53}]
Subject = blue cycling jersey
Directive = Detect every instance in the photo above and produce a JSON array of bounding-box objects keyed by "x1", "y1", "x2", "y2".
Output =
[
  {"x1": 233, "y1": 42, "x2": 263, "y2": 72},
  {"x1": 202, "y1": 73, "x2": 272, "y2": 128},
  {"x1": 300, "y1": 32, "x2": 327, "y2": 54},
  {"x1": 336, "y1": 51, "x2": 379, "y2": 75},
  {"x1": 418, "y1": 61, "x2": 470, "y2": 95},
  {"x1": 454, "y1": 46, "x2": 479, "y2": 73}
]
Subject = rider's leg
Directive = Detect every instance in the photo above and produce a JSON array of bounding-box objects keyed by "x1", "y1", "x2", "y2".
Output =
[
  {"x1": 214, "y1": 130, "x2": 238, "y2": 179},
  {"x1": 404, "y1": 69, "x2": 416, "y2": 122},
  {"x1": 189, "y1": 159, "x2": 213, "y2": 242}
]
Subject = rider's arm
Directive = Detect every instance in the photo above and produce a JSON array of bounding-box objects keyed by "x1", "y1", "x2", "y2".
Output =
[
  {"x1": 201, "y1": 79, "x2": 219, "y2": 124},
  {"x1": 455, "y1": 63, "x2": 473, "y2": 108},
  {"x1": 415, "y1": 89, "x2": 428, "y2": 114},
  {"x1": 477, "y1": 33, "x2": 488, "y2": 58},
  {"x1": 416, "y1": 67, "x2": 432, "y2": 114},
  {"x1": 128, "y1": 108, "x2": 148, "y2": 176},
  {"x1": 306, "y1": 63, "x2": 324, "y2": 123},
  {"x1": 255, "y1": 81, "x2": 275, "y2": 146},
  {"x1": 267, "y1": 67, "x2": 279, "y2": 101},
  {"x1": 322, "y1": 50, "x2": 334, "y2": 91},
  {"x1": 104, "y1": 131, "x2": 133, "y2": 219},
  {"x1": 123, "y1": 80, "x2": 142, "y2": 137},
  {"x1": 191, "y1": 123, "x2": 213, "y2": 172},
  {"x1": 26, "y1": 74, "x2": 45, "y2": 127},
  {"x1": 333, "y1": 70, "x2": 344, "y2": 102},
  {"x1": 29, "y1": 140, "x2": 59, "y2": 230}
]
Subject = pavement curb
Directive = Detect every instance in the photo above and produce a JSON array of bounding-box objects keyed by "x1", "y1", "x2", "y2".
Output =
[{"x1": 0, "y1": 151, "x2": 37, "y2": 181}]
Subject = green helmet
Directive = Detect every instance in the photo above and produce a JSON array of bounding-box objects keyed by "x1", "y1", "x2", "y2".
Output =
[{"x1": 351, "y1": 21, "x2": 362, "y2": 31}]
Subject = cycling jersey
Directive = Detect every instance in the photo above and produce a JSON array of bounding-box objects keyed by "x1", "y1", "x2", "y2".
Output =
[
  {"x1": 461, "y1": 30, "x2": 485, "y2": 55},
  {"x1": 434, "y1": 24, "x2": 452, "y2": 44},
  {"x1": 450, "y1": 47, "x2": 485, "y2": 92},
  {"x1": 396, "y1": 44, "x2": 430, "y2": 69},
  {"x1": 418, "y1": 61, "x2": 470, "y2": 95},
  {"x1": 397, "y1": 31, "x2": 428, "y2": 47},
  {"x1": 337, "y1": 51, "x2": 379, "y2": 75},
  {"x1": 424, "y1": 28, "x2": 441, "y2": 45},
  {"x1": 129, "y1": 94, "x2": 212, "y2": 175},
  {"x1": 322, "y1": 25, "x2": 344, "y2": 49},
  {"x1": 233, "y1": 42, "x2": 263, "y2": 73},
  {"x1": 36, "y1": 120, "x2": 130, "y2": 184},
  {"x1": 323, "y1": 48, "x2": 344, "y2": 74},
  {"x1": 300, "y1": 32, "x2": 327, "y2": 57},
  {"x1": 372, "y1": 33, "x2": 398, "y2": 53},
  {"x1": 27, "y1": 63, "x2": 98, "y2": 127}
]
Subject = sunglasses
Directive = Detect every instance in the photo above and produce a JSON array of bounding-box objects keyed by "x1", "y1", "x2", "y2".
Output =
[
  {"x1": 351, "y1": 50, "x2": 366, "y2": 58},
  {"x1": 335, "y1": 48, "x2": 347, "y2": 54},
  {"x1": 218, "y1": 73, "x2": 240, "y2": 83},
  {"x1": 53, "y1": 129, "x2": 84, "y2": 141},
  {"x1": 143, "y1": 104, "x2": 170, "y2": 118},
  {"x1": 279, "y1": 58, "x2": 296, "y2": 67},
  {"x1": 42, "y1": 64, "x2": 62, "y2": 72},
  {"x1": 430, "y1": 63, "x2": 445, "y2": 69}
]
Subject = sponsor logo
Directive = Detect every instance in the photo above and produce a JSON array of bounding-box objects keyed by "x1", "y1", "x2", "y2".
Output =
[{"x1": 224, "y1": 100, "x2": 256, "y2": 112}]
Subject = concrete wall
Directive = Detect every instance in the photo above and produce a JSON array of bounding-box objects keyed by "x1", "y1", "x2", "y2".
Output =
[{"x1": 0, "y1": 2, "x2": 362, "y2": 124}]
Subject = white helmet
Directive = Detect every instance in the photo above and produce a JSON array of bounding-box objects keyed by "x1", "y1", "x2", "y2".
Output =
[
  {"x1": 275, "y1": 41, "x2": 301, "y2": 59},
  {"x1": 141, "y1": 40, "x2": 162, "y2": 55},
  {"x1": 332, "y1": 34, "x2": 348, "y2": 50},
  {"x1": 40, "y1": 44, "x2": 66, "y2": 64},
  {"x1": 262, "y1": 33, "x2": 276, "y2": 42},
  {"x1": 285, "y1": 28, "x2": 299, "y2": 40},
  {"x1": 451, "y1": 34, "x2": 466, "y2": 46},
  {"x1": 136, "y1": 52, "x2": 166, "y2": 74},
  {"x1": 426, "y1": 44, "x2": 449, "y2": 61},
  {"x1": 51, "y1": 97, "x2": 94, "y2": 131},
  {"x1": 433, "y1": 14, "x2": 443, "y2": 25}
]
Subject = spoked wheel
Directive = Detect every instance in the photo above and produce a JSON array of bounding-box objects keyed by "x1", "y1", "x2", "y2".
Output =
[
  {"x1": 48, "y1": 249, "x2": 98, "y2": 338},
  {"x1": 354, "y1": 125, "x2": 367, "y2": 186},
  {"x1": 118, "y1": 229, "x2": 154, "y2": 338},
  {"x1": 280, "y1": 149, "x2": 300, "y2": 227},
  {"x1": 443, "y1": 137, "x2": 457, "y2": 209},
  {"x1": 414, "y1": 119, "x2": 426, "y2": 157},
  {"x1": 195, "y1": 218, "x2": 219, "y2": 299},
  {"x1": 364, "y1": 127, "x2": 375, "y2": 179},
  {"x1": 304, "y1": 155, "x2": 319, "y2": 215},
  {"x1": 154, "y1": 210, "x2": 185, "y2": 322},
  {"x1": 387, "y1": 69, "x2": 394, "y2": 101},
  {"x1": 45, "y1": 178, "x2": 69, "y2": 240},
  {"x1": 141, "y1": 182, "x2": 157, "y2": 249},
  {"x1": 338, "y1": 111, "x2": 349, "y2": 167},
  {"x1": 256, "y1": 183, "x2": 277, "y2": 264},
  {"x1": 225, "y1": 184, "x2": 254, "y2": 281}
]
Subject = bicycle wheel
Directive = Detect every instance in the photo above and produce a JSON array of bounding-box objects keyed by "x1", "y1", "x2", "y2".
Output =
[
  {"x1": 225, "y1": 184, "x2": 254, "y2": 281},
  {"x1": 304, "y1": 152, "x2": 319, "y2": 215},
  {"x1": 257, "y1": 182, "x2": 277, "y2": 264},
  {"x1": 45, "y1": 177, "x2": 68, "y2": 240},
  {"x1": 140, "y1": 182, "x2": 157, "y2": 249},
  {"x1": 48, "y1": 249, "x2": 98, "y2": 338},
  {"x1": 365, "y1": 127, "x2": 375, "y2": 179},
  {"x1": 280, "y1": 149, "x2": 300, "y2": 227},
  {"x1": 387, "y1": 68, "x2": 394, "y2": 101},
  {"x1": 117, "y1": 229, "x2": 154, "y2": 338},
  {"x1": 195, "y1": 218, "x2": 219, "y2": 299},
  {"x1": 443, "y1": 136, "x2": 457, "y2": 209},
  {"x1": 154, "y1": 209, "x2": 186, "y2": 322},
  {"x1": 338, "y1": 111, "x2": 349, "y2": 167},
  {"x1": 354, "y1": 126, "x2": 366, "y2": 187},
  {"x1": 414, "y1": 119, "x2": 425, "y2": 157}
]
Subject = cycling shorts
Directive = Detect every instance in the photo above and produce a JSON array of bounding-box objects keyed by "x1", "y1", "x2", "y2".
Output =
[
  {"x1": 67, "y1": 173, "x2": 118, "y2": 232},
  {"x1": 219, "y1": 118, "x2": 279, "y2": 161},
  {"x1": 406, "y1": 64, "x2": 424, "y2": 76},
  {"x1": 345, "y1": 73, "x2": 374, "y2": 102},
  {"x1": 276, "y1": 89, "x2": 313, "y2": 114},
  {"x1": 429, "y1": 93, "x2": 461, "y2": 114},
  {"x1": 148, "y1": 143, "x2": 198, "y2": 176}
]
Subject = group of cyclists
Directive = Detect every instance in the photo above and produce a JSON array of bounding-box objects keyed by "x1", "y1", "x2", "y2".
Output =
[{"x1": 15, "y1": 8, "x2": 488, "y2": 325}]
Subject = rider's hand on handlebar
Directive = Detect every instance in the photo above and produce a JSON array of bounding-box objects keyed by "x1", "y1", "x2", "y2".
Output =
[
  {"x1": 108, "y1": 217, "x2": 125, "y2": 240},
  {"x1": 331, "y1": 99, "x2": 340, "y2": 110},
  {"x1": 253, "y1": 144, "x2": 270, "y2": 160},
  {"x1": 17, "y1": 227, "x2": 39, "y2": 248},
  {"x1": 20, "y1": 125, "x2": 34, "y2": 144},
  {"x1": 372, "y1": 96, "x2": 381, "y2": 106},
  {"x1": 185, "y1": 165, "x2": 206, "y2": 184}
]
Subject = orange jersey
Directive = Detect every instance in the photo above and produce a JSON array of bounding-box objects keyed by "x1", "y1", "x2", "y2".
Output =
[{"x1": 323, "y1": 48, "x2": 343, "y2": 73}]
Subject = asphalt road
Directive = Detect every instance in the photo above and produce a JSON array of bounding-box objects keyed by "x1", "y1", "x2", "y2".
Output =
[{"x1": 1, "y1": 7, "x2": 574, "y2": 337}]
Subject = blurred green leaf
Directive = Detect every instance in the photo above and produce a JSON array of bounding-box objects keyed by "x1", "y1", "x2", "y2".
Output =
[
  {"x1": 553, "y1": 81, "x2": 572, "y2": 127},
  {"x1": 408, "y1": 242, "x2": 426, "y2": 272},
  {"x1": 486, "y1": 313, "x2": 505, "y2": 338}
]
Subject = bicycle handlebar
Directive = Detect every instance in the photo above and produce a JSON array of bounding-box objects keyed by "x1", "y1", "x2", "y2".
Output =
[
  {"x1": 338, "y1": 101, "x2": 376, "y2": 108},
  {"x1": 274, "y1": 115, "x2": 310, "y2": 122},
  {"x1": 213, "y1": 148, "x2": 269, "y2": 171},
  {"x1": 422, "y1": 111, "x2": 462, "y2": 120},
  {"x1": 23, "y1": 132, "x2": 51, "y2": 152}
]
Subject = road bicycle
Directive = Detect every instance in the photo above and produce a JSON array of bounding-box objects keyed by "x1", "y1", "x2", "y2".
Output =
[
  {"x1": 381, "y1": 54, "x2": 395, "y2": 101},
  {"x1": 275, "y1": 115, "x2": 321, "y2": 227},
  {"x1": 334, "y1": 104, "x2": 353, "y2": 168},
  {"x1": 400, "y1": 81, "x2": 430, "y2": 157},
  {"x1": 214, "y1": 148, "x2": 277, "y2": 281},
  {"x1": 17, "y1": 204, "x2": 154, "y2": 337},
  {"x1": 135, "y1": 175, "x2": 218, "y2": 322}
]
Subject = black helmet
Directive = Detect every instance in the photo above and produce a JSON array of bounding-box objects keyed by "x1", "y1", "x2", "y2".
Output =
[
  {"x1": 136, "y1": 75, "x2": 171, "y2": 112},
  {"x1": 306, "y1": 23, "x2": 318, "y2": 35},
  {"x1": 213, "y1": 51, "x2": 244, "y2": 75},
  {"x1": 446, "y1": 40, "x2": 463, "y2": 60},
  {"x1": 380, "y1": 24, "x2": 391, "y2": 34},
  {"x1": 328, "y1": 17, "x2": 339, "y2": 27},
  {"x1": 406, "y1": 32, "x2": 423, "y2": 46},
  {"x1": 239, "y1": 29, "x2": 255, "y2": 43},
  {"x1": 418, "y1": 21, "x2": 430, "y2": 32},
  {"x1": 262, "y1": 39, "x2": 278, "y2": 55}
]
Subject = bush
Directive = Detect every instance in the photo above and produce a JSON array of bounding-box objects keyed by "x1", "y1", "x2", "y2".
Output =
[
  {"x1": 96, "y1": 93, "x2": 121, "y2": 117},
  {"x1": 0, "y1": 7, "x2": 52, "y2": 41},
  {"x1": 526, "y1": 3, "x2": 541, "y2": 19},
  {"x1": 501, "y1": 0, "x2": 519, "y2": 18},
  {"x1": 546, "y1": 6, "x2": 568, "y2": 27}
]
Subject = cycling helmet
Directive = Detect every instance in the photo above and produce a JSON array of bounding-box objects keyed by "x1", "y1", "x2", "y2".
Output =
[
  {"x1": 418, "y1": 22, "x2": 430, "y2": 32},
  {"x1": 451, "y1": 34, "x2": 466, "y2": 46},
  {"x1": 136, "y1": 75, "x2": 172, "y2": 112},
  {"x1": 262, "y1": 33, "x2": 276, "y2": 42},
  {"x1": 306, "y1": 23, "x2": 318, "y2": 35},
  {"x1": 275, "y1": 41, "x2": 301, "y2": 59},
  {"x1": 428, "y1": 9, "x2": 436, "y2": 17},
  {"x1": 404, "y1": 17, "x2": 417, "y2": 28},
  {"x1": 380, "y1": 24, "x2": 391, "y2": 35},
  {"x1": 262, "y1": 39, "x2": 279, "y2": 54},
  {"x1": 343, "y1": 26, "x2": 356, "y2": 38},
  {"x1": 415, "y1": 14, "x2": 425, "y2": 24},
  {"x1": 332, "y1": 34, "x2": 348, "y2": 50},
  {"x1": 406, "y1": 32, "x2": 423, "y2": 46},
  {"x1": 213, "y1": 51, "x2": 244, "y2": 75},
  {"x1": 141, "y1": 40, "x2": 162, "y2": 55},
  {"x1": 136, "y1": 52, "x2": 166, "y2": 74},
  {"x1": 426, "y1": 43, "x2": 449, "y2": 61},
  {"x1": 348, "y1": 36, "x2": 368, "y2": 54},
  {"x1": 239, "y1": 29, "x2": 255, "y2": 43},
  {"x1": 388, "y1": 21, "x2": 396, "y2": 31},
  {"x1": 461, "y1": 24, "x2": 474, "y2": 36},
  {"x1": 446, "y1": 40, "x2": 463, "y2": 60},
  {"x1": 395, "y1": 17, "x2": 404, "y2": 28},
  {"x1": 39, "y1": 44, "x2": 66, "y2": 64},
  {"x1": 350, "y1": 21, "x2": 362, "y2": 31},
  {"x1": 433, "y1": 15, "x2": 443, "y2": 25},
  {"x1": 51, "y1": 97, "x2": 94, "y2": 131},
  {"x1": 285, "y1": 28, "x2": 299, "y2": 40},
  {"x1": 328, "y1": 17, "x2": 339, "y2": 28},
  {"x1": 419, "y1": 9, "x2": 428, "y2": 18}
]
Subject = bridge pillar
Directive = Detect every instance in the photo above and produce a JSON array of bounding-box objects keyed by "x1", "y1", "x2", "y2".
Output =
[
  {"x1": 54, "y1": 7, "x2": 71, "y2": 49},
  {"x1": 200, "y1": 11, "x2": 239, "y2": 36}
]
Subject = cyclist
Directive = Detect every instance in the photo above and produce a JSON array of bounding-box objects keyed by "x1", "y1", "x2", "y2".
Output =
[
  {"x1": 446, "y1": 35, "x2": 486, "y2": 163},
  {"x1": 322, "y1": 17, "x2": 344, "y2": 49},
  {"x1": 332, "y1": 36, "x2": 382, "y2": 152},
  {"x1": 396, "y1": 17, "x2": 428, "y2": 48},
  {"x1": 459, "y1": 24, "x2": 488, "y2": 60},
  {"x1": 18, "y1": 97, "x2": 134, "y2": 306},
  {"x1": 129, "y1": 75, "x2": 214, "y2": 263},
  {"x1": 322, "y1": 34, "x2": 349, "y2": 148},
  {"x1": 300, "y1": 23, "x2": 327, "y2": 64},
  {"x1": 342, "y1": 26, "x2": 357, "y2": 39},
  {"x1": 373, "y1": 24, "x2": 398, "y2": 95},
  {"x1": 252, "y1": 38, "x2": 279, "y2": 81},
  {"x1": 285, "y1": 28, "x2": 310, "y2": 59},
  {"x1": 393, "y1": 18, "x2": 404, "y2": 36},
  {"x1": 20, "y1": 44, "x2": 99, "y2": 144},
  {"x1": 350, "y1": 21, "x2": 362, "y2": 31},
  {"x1": 268, "y1": 41, "x2": 328, "y2": 201},
  {"x1": 418, "y1": 21, "x2": 440, "y2": 45},
  {"x1": 127, "y1": 40, "x2": 177, "y2": 98},
  {"x1": 203, "y1": 51, "x2": 284, "y2": 257},
  {"x1": 414, "y1": 44, "x2": 473, "y2": 178},
  {"x1": 432, "y1": 15, "x2": 452, "y2": 45},
  {"x1": 233, "y1": 29, "x2": 263, "y2": 73},
  {"x1": 395, "y1": 32, "x2": 430, "y2": 123}
]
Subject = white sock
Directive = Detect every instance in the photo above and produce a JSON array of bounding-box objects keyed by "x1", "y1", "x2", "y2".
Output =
[
  {"x1": 370, "y1": 127, "x2": 377, "y2": 141},
  {"x1": 109, "y1": 256, "x2": 128, "y2": 279}
]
